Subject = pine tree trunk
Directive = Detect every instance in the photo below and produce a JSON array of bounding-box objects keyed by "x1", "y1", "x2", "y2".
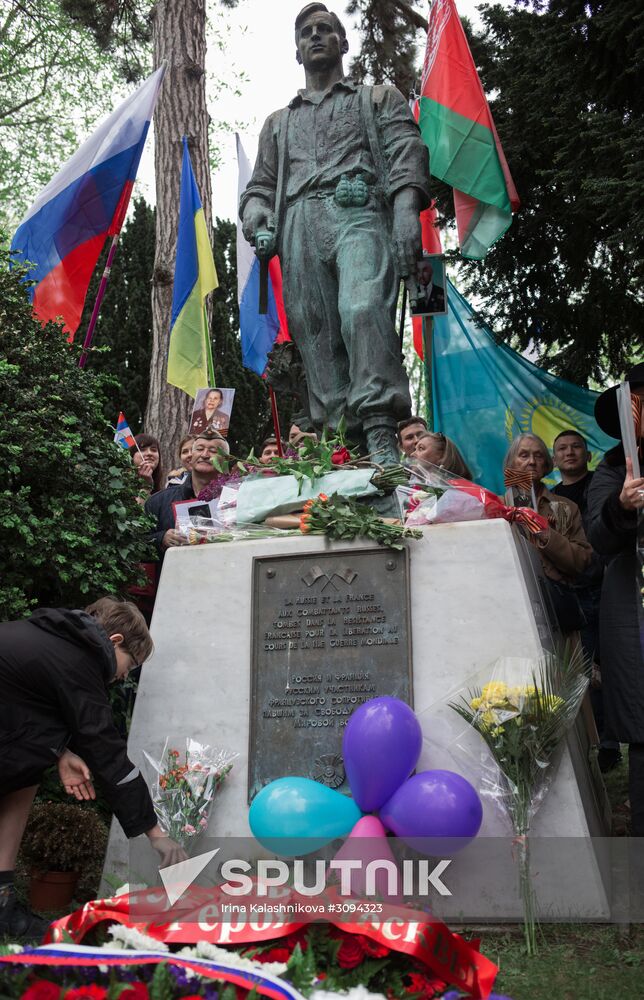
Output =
[{"x1": 145, "y1": 0, "x2": 213, "y2": 471}]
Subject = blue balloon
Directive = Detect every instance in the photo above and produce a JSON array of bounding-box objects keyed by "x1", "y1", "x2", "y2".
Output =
[
  {"x1": 343, "y1": 697, "x2": 422, "y2": 811},
  {"x1": 249, "y1": 777, "x2": 362, "y2": 855},
  {"x1": 380, "y1": 770, "x2": 483, "y2": 855}
]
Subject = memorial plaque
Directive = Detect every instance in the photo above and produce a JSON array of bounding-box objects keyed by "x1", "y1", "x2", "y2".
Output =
[{"x1": 248, "y1": 547, "x2": 412, "y2": 801}]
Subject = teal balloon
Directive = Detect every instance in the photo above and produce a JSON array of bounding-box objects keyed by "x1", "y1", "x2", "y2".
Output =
[{"x1": 249, "y1": 777, "x2": 362, "y2": 856}]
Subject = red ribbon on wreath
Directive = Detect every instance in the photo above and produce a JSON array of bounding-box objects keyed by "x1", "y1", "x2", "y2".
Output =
[{"x1": 44, "y1": 886, "x2": 498, "y2": 999}]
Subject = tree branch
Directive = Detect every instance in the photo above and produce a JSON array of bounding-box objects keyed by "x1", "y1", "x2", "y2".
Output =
[{"x1": 390, "y1": 0, "x2": 428, "y2": 33}]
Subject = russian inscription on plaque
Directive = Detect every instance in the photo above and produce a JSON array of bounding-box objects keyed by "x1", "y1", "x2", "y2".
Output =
[{"x1": 249, "y1": 548, "x2": 412, "y2": 801}]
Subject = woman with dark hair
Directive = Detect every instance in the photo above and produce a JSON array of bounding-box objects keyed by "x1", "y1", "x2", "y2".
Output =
[
  {"x1": 128, "y1": 434, "x2": 164, "y2": 623},
  {"x1": 165, "y1": 434, "x2": 196, "y2": 487},
  {"x1": 129, "y1": 434, "x2": 163, "y2": 496},
  {"x1": 412, "y1": 431, "x2": 473, "y2": 480}
]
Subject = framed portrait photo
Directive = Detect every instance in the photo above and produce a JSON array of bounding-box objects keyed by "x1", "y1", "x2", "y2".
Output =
[
  {"x1": 410, "y1": 254, "x2": 448, "y2": 317},
  {"x1": 189, "y1": 386, "x2": 235, "y2": 436}
]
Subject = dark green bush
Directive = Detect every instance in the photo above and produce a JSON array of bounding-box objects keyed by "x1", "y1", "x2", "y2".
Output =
[
  {"x1": 0, "y1": 245, "x2": 154, "y2": 619},
  {"x1": 20, "y1": 801, "x2": 108, "y2": 873}
]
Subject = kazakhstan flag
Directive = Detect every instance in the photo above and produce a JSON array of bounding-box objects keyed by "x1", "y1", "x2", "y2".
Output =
[{"x1": 432, "y1": 282, "x2": 618, "y2": 495}]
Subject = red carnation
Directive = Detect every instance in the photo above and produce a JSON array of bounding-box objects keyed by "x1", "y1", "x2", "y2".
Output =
[
  {"x1": 63, "y1": 988, "x2": 107, "y2": 1000},
  {"x1": 358, "y1": 934, "x2": 390, "y2": 958},
  {"x1": 285, "y1": 928, "x2": 310, "y2": 952},
  {"x1": 403, "y1": 972, "x2": 446, "y2": 999},
  {"x1": 331, "y1": 447, "x2": 351, "y2": 466},
  {"x1": 336, "y1": 936, "x2": 366, "y2": 969},
  {"x1": 252, "y1": 946, "x2": 291, "y2": 964},
  {"x1": 119, "y1": 985, "x2": 149, "y2": 1000},
  {"x1": 20, "y1": 982, "x2": 61, "y2": 1000}
]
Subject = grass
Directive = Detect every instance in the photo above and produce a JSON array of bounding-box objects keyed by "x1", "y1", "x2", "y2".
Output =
[{"x1": 480, "y1": 923, "x2": 644, "y2": 1000}]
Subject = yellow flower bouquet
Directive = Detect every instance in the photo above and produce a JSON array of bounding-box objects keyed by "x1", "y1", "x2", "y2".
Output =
[{"x1": 449, "y1": 643, "x2": 587, "y2": 955}]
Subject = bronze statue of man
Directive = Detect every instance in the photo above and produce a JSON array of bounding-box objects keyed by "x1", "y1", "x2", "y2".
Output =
[{"x1": 240, "y1": 3, "x2": 431, "y2": 463}]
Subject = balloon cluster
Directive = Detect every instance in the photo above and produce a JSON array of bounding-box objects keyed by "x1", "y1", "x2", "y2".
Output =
[{"x1": 250, "y1": 697, "x2": 483, "y2": 859}]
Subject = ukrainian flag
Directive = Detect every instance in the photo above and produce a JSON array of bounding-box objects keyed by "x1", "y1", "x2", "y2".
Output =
[{"x1": 167, "y1": 138, "x2": 218, "y2": 397}]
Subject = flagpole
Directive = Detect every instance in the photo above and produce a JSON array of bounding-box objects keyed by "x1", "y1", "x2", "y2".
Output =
[
  {"x1": 422, "y1": 316, "x2": 433, "y2": 430},
  {"x1": 268, "y1": 386, "x2": 284, "y2": 457},
  {"x1": 78, "y1": 234, "x2": 121, "y2": 368},
  {"x1": 398, "y1": 280, "x2": 408, "y2": 362},
  {"x1": 204, "y1": 304, "x2": 216, "y2": 386}
]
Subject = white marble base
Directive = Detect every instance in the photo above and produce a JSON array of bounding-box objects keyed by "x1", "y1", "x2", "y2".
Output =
[{"x1": 103, "y1": 521, "x2": 610, "y2": 919}]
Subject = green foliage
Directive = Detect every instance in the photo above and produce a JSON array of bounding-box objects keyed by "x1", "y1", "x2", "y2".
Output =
[
  {"x1": 210, "y1": 216, "x2": 273, "y2": 452},
  {"x1": 19, "y1": 801, "x2": 108, "y2": 873},
  {"x1": 349, "y1": 0, "x2": 643, "y2": 381},
  {"x1": 79, "y1": 211, "x2": 271, "y2": 453},
  {"x1": 80, "y1": 199, "x2": 156, "y2": 432},
  {"x1": 61, "y1": 0, "x2": 153, "y2": 82},
  {"x1": 61, "y1": 0, "x2": 240, "y2": 82},
  {"x1": 302, "y1": 493, "x2": 422, "y2": 548},
  {"x1": 0, "y1": 245, "x2": 154, "y2": 619},
  {"x1": 345, "y1": 0, "x2": 427, "y2": 94},
  {"x1": 148, "y1": 963, "x2": 174, "y2": 1000},
  {"x1": 0, "y1": 1, "x2": 123, "y2": 228},
  {"x1": 456, "y1": 0, "x2": 644, "y2": 382}
]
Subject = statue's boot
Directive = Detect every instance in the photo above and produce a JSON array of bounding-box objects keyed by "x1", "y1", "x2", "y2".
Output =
[{"x1": 363, "y1": 417, "x2": 401, "y2": 468}]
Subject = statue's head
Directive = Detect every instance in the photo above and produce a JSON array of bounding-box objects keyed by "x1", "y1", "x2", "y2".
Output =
[{"x1": 294, "y1": 3, "x2": 349, "y2": 68}]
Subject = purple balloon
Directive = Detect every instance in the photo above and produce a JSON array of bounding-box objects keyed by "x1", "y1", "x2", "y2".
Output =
[
  {"x1": 343, "y1": 697, "x2": 422, "y2": 811},
  {"x1": 380, "y1": 770, "x2": 483, "y2": 855}
]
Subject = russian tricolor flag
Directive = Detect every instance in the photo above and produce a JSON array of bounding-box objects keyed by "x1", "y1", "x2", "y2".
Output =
[
  {"x1": 10, "y1": 67, "x2": 165, "y2": 339},
  {"x1": 236, "y1": 134, "x2": 290, "y2": 375}
]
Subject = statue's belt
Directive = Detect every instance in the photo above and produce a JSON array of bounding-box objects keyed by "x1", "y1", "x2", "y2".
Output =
[{"x1": 296, "y1": 174, "x2": 373, "y2": 207}]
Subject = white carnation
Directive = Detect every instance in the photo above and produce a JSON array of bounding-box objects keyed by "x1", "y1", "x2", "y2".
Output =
[
  {"x1": 180, "y1": 941, "x2": 287, "y2": 978},
  {"x1": 311, "y1": 987, "x2": 387, "y2": 1000},
  {"x1": 106, "y1": 924, "x2": 168, "y2": 952}
]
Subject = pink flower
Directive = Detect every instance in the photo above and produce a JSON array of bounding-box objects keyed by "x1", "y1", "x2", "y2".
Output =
[
  {"x1": 183, "y1": 824, "x2": 196, "y2": 834},
  {"x1": 199, "y1": 818, "x2": 208, "y2": 828}
]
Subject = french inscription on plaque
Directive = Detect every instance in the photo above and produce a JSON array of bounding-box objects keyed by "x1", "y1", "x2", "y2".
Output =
[{"x1": 248, "y1": 548, "x2": 412, "y2": 801}]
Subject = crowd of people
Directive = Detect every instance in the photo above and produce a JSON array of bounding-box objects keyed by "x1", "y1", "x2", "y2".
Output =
[
  {"x1": 1, "y1": 366, "x2": 642, "y2": 942},
  {"x1": 126, "y1": 372, "x2": 642, "y2": 838}
]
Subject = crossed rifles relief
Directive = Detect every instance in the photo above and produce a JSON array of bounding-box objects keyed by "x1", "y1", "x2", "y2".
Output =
[{"x1": 301, "y1": 566, "x2": 358, "y2": 591}]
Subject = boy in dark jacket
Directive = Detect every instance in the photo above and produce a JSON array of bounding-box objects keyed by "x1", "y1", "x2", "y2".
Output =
[{"x1": 0, "y1": 597, "x2": 185, "y2": 938}]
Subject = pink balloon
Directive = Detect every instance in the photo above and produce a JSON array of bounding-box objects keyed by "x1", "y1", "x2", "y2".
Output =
[{"x1": 331, "y1": 816, "x2": 402, "y2": 902}]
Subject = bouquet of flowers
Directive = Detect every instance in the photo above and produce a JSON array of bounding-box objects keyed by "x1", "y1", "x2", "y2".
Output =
[
  {"x1": 300, "y1": 493, "x2": 422, "y2": 549},
  {"x1": 396, "y1": 466, "x2": 549, "y2": 537},
  {"x1": 143, "y1": 739, "x2": 237, "y2": 847},
  {"x1": 449, "y1": 644, "x2": 588, "y2": 955}
]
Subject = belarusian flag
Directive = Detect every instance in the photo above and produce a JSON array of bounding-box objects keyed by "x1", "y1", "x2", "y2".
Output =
[{"x1": 419, "y1": 0, "x2": 520, "y2": 259}]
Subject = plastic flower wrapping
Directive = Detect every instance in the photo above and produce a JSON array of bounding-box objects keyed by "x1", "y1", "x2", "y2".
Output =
[
  {"x1": 143, "y1": 739, "x2": 237, "y2": 847},
  {"x1": 447, "y1": 644, "x2": 588, "y2": 954},
  {"x1": 396, "y1": 464, "x2": 549, "y2": 536}
]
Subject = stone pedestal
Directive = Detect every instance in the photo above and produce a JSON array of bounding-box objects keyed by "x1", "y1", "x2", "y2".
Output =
[{"x1": 103, "y1": 520, "x2": 611, "y2": 919}]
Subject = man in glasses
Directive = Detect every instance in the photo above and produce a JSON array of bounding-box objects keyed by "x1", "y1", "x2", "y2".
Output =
[{"x1": 0, "y1": 596, "x2": 186, "y2": 939}]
